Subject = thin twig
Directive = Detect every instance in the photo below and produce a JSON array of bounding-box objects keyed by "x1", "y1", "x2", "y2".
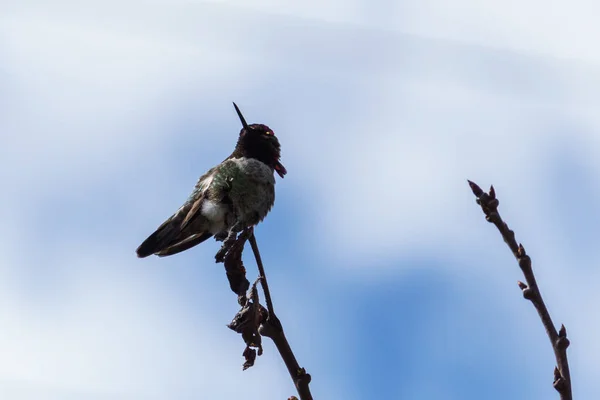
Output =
[
  {"x1": 468, "y1": 180, "x2": 572, "y2": 400},
  {"x1": 218, "y1": 228, "x2": 313, "y2": 400},
  {"x1": 248, "y1": 233, "x2": 275, "y2": 317},
  {"x1": 248, "y1": 230, "x2": 313, "y2": 400}
]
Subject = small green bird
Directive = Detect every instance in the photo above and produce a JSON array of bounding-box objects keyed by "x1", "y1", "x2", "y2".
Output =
[{"x1": 136, "y1": 103, "x2": 286, "y2": 258}]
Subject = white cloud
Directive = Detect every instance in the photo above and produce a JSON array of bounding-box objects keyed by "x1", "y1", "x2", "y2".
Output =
[
  {"x1": 0, "y1": 4, "x2": 304, "y2": 398},
  {"x1": 211, "y1": 0, "x2": 600, "y2": 63},
  {"x1": 0, "y1": 251, "x2": 295, "y2": 398},
  {"x1": 7, "y1": 0, "x2": 600, "y2": 62},
  {"x1": 387, "y1": 0, "x2": 600, "y2": 63},
  {"x1": 0, "y1": 2, "x2": 264, "y2": 192},
  {"x1": 284, "y1": 54, "x2": 600, "y2": 264}
]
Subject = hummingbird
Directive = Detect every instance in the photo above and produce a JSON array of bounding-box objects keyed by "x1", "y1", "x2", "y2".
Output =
[{"x1": 136, "y1": 102, "x2": 286, "y2": 258}]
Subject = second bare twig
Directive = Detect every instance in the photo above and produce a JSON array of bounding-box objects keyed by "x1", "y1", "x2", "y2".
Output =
[{"x1": 468, "y1": 180, "x2": 572, "y2": 400}]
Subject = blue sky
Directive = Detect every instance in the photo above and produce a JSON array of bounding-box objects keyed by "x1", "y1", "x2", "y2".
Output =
[{"x1": 2, "y1": 1, "x2": 600, "y2": 399}]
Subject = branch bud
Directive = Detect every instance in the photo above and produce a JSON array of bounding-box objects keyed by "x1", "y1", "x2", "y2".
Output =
[
  {"x1": 559, "y1": 324, "x2": 567, "y2": 337},
  {"x1": 467, "y1": 180, "x2": 484, "y2": 197},
  {"x1": 557, "y1": 324, "x2": 570, "y2": 350},
  {"x1": 553, "y1": 367, "x2": 566, "y2": 392}
]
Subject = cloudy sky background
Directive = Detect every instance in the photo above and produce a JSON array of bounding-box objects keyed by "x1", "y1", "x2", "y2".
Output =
[{"x1": 2, "y1": 0, "x2": 600, "y2": 399}]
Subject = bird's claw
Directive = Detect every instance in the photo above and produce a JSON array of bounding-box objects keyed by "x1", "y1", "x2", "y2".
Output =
[
  {"x1": 214, "y1": 232, "x2": 227, "y2": 242},
  {"x1": 215, "y1": 230, "x2": 239, "y2": 262}
]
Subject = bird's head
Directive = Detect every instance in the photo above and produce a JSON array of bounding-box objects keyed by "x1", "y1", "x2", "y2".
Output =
[{"x1": 232, "y1": 102, "x2": 287, "y2": 178}]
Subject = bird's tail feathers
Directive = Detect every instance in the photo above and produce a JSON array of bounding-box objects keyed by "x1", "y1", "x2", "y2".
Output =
[
  {"x1": 155, "y1": 232, "x2": 213, "y2": 257},
  {"x1": 136, "y1": 216, "x2": 182, "y2": 258}
]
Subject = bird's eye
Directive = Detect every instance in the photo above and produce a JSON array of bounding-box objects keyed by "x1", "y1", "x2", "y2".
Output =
[{"x1": 264, "y1": 130, "x2": 273, "y2": 136}]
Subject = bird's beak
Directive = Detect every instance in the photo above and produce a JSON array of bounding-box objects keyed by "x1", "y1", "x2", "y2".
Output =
[
  {"x1": 275, "y1": 161, "x2": 287, "y2": 178},
  {"x1": 232, "y1": 102, "x2": 248, "y2": 129}
]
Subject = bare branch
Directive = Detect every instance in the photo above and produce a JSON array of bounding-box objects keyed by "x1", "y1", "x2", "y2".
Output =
[
  {"x1": 467, "y1": 180, "x2": 572, "y2": 400},
  {"x1": 216, "y1": 228, "x2": 313, "y2": 400}
]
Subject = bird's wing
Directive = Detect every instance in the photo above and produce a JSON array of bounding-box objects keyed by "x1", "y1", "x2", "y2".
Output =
[
  {"x1": 136, "y1": 168, "x2": 217, "y2": 258},
  {"x1": 179, "y1": 162, "x2": 234, "y2": 230},
  {"x1": 136, "y1": 160, "x2": 244, "y2": 258}
]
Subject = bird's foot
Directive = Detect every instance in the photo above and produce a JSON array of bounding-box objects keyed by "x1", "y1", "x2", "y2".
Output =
[
  {"x1": 215, "y1": 230, "x2": 239, "y2": 263},
  {"x1": 214, "y1": 231, "x2": 228, "y2": 242}
]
